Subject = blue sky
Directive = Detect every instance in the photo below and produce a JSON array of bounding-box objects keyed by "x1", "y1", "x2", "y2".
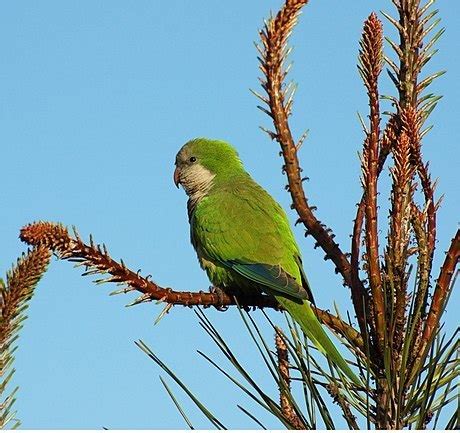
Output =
[{"x1": 1, "y1": 0, "x2": 458, "y2": 429}]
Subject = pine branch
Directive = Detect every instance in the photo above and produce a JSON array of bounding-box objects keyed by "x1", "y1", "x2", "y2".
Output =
[
  {"x1": 19, "y1": 221, "x2": 364, "y2": 352},
  {"x1": 358, "y1": 12, "x2": 386, "y2": 354},
  {"x1": 0, "y1": 246, "x2": 51, "y2": 429},
  {"x1": 397, "y1": 107, "x2": 432, "y2": 363},
  {"x1": 326, "y1": 382, "x2": 359, "y2": 430},
  {"x1": 385, "y1": 129, "x2": 415, "y2": 356},
  {"x1": 402, "y1": 106, "x2": 437, "y2": 271},
  {"x1": 350, "y1": 117, "x2": 399, "y2": 344},
  {"x1": 408, "y1": 203, "x2": 430, "y2": 359},
  {"x1": 256, "y1": 0, "x2": 367, "y2": 328},
  {"x1": 410, "y1": 230, "x2": 460, "y2": 380},
  {"x1": 350, "y1": 199, "x2": 368, "y2": 340},
  {"x1": 275, "y1": 328, "x2": 305, "y2": 429},
  {"x1": 353, "y1": 1, "x2": 452, "y2": 427}
]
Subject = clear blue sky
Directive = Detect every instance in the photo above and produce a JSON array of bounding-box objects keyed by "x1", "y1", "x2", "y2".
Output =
[{"x1": 1, "y1": 0, "x2": 458, "y2": 429}]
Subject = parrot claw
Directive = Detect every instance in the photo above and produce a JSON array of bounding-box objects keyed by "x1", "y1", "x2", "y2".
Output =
[{"x1": 209, "y1": 286, "x2": 229, "y2": 311}]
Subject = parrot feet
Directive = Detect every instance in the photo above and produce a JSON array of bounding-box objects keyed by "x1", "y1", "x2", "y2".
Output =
[{"x1": 209, "y1": 286, "x2": 229, "y2": 311}]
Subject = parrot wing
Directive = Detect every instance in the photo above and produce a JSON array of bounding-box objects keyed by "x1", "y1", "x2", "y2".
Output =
[{"x1": 226, "y1": 261, "x2": 308, "y2": 300}]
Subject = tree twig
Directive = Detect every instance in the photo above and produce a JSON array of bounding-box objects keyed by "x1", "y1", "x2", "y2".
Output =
[
  {"x1": 0, "y1": 245, "x2": 51, "y2": 429},
  {"x1": 351, "y1": 117, "x2": 398, "y2": 343},
  {"x1": 19, "y1": 221, "x2": 364, "y2": 352},
  {"x1": 358, "y1": 12, "x2": 385, "y2": 354},
  {"x1": 275, "y1": 328, "x2": 305, "y2": 429},
  {"x1": 256, "y1": 0, "x2": 368, "y2": 329},
  {"x1": 386, "y1": 128, "x2": 414, "y2": 355},
  {"x1": 326, "y1": 383, "x2": 359, "y2": 430},
  {"x1": 410, "y1": 230, "x2": 460, "y2": 380}
]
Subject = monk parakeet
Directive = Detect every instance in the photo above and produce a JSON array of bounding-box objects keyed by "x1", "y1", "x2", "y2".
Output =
[{"x1": 174, "y1": 138, "x2": 359, "y2": 385}]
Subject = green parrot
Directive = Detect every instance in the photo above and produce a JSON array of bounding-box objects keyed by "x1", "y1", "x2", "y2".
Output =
[{"x1": 174, "y1": 137, "x2": 359, "y2": 386}]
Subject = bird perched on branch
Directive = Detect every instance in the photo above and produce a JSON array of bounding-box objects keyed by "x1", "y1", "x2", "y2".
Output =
[{"x1": 174, "y1": 138, "x2": 359, "y2": 386}]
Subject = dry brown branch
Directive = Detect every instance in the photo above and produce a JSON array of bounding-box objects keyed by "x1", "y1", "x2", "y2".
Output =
[
  {"x1": 381, "y1": 0, "x2": 444, "y2": 387},
  {"x1": 350, "y1": 201, "x2": 368, "y2": 340},
  {"x1": 351, "y1": 117, "x2": 399, "y2": 343},
  {"x1": 19, "y1": 222, "x2": 275, "y2": 308},
  {"x1": 387, "y1": 0, "x2": 439, "y2": 296},
  {"x1": 387, "y1": 0, "x2": 439, "y2": 288},
  {"x1": 1, "y1": 245, "x2": 51, "y2": 429},
  {"x1": 359, "y1": 12, "x2": 385, "y2": 354},
  {"x1": 390, "y1": 0, "x2": 423, "y2": 110},
  {"x1": 415, "y1": 159, "x2": 436, "y2": 263},
  {"x1": 256, "y1": 0, "x2": 368, "y2": 335},
  {"x1": 1, "y1": 246, "x2": 51, "y2": 364},
  {"x1": 351, "y1": 1, "x2": 454, "y2": 427},
  {"x1": 275, "y1": 328, "x2": 305, "y2": 429},
  {"x1": 393, "y1": 108, "x2": 431, "y2": 363},
  {"x1": 408, "y1": 202, "x2": 430, "y2": 360},
  {"x1": 386, "y1": 130, "x2": 414, "y2": 355},
  {"x1": 19, "y1": 221, "x2": 364, "y2": 352},
  {"x1": 410, "y1": 230, "x2": 460, "y2": 379},
  {"x1": 326, "y1": 383, "x2": 359, "y2": 430},
  {"x1": 402, "y1": 107, "x2": 437, "y2": 270}
]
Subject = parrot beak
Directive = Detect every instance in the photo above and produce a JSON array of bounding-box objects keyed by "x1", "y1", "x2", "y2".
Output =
[{"x1": 173, "y1": 166, "x2": 181, "y2": 188}]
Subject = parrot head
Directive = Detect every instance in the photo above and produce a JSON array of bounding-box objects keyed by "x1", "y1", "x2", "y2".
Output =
[{"x1": 174, "y1": 138, "x2": 245, "y2": 197}]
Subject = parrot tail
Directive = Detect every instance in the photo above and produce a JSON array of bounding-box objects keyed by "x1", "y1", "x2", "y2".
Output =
[{"x1": 275, "y1": 296, "x2": 361, "y2": 387}]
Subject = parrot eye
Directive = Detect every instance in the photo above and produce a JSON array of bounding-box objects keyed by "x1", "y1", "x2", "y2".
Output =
[{"x1": 189, "y1": 156, "x2": 197, "y2": 163}]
